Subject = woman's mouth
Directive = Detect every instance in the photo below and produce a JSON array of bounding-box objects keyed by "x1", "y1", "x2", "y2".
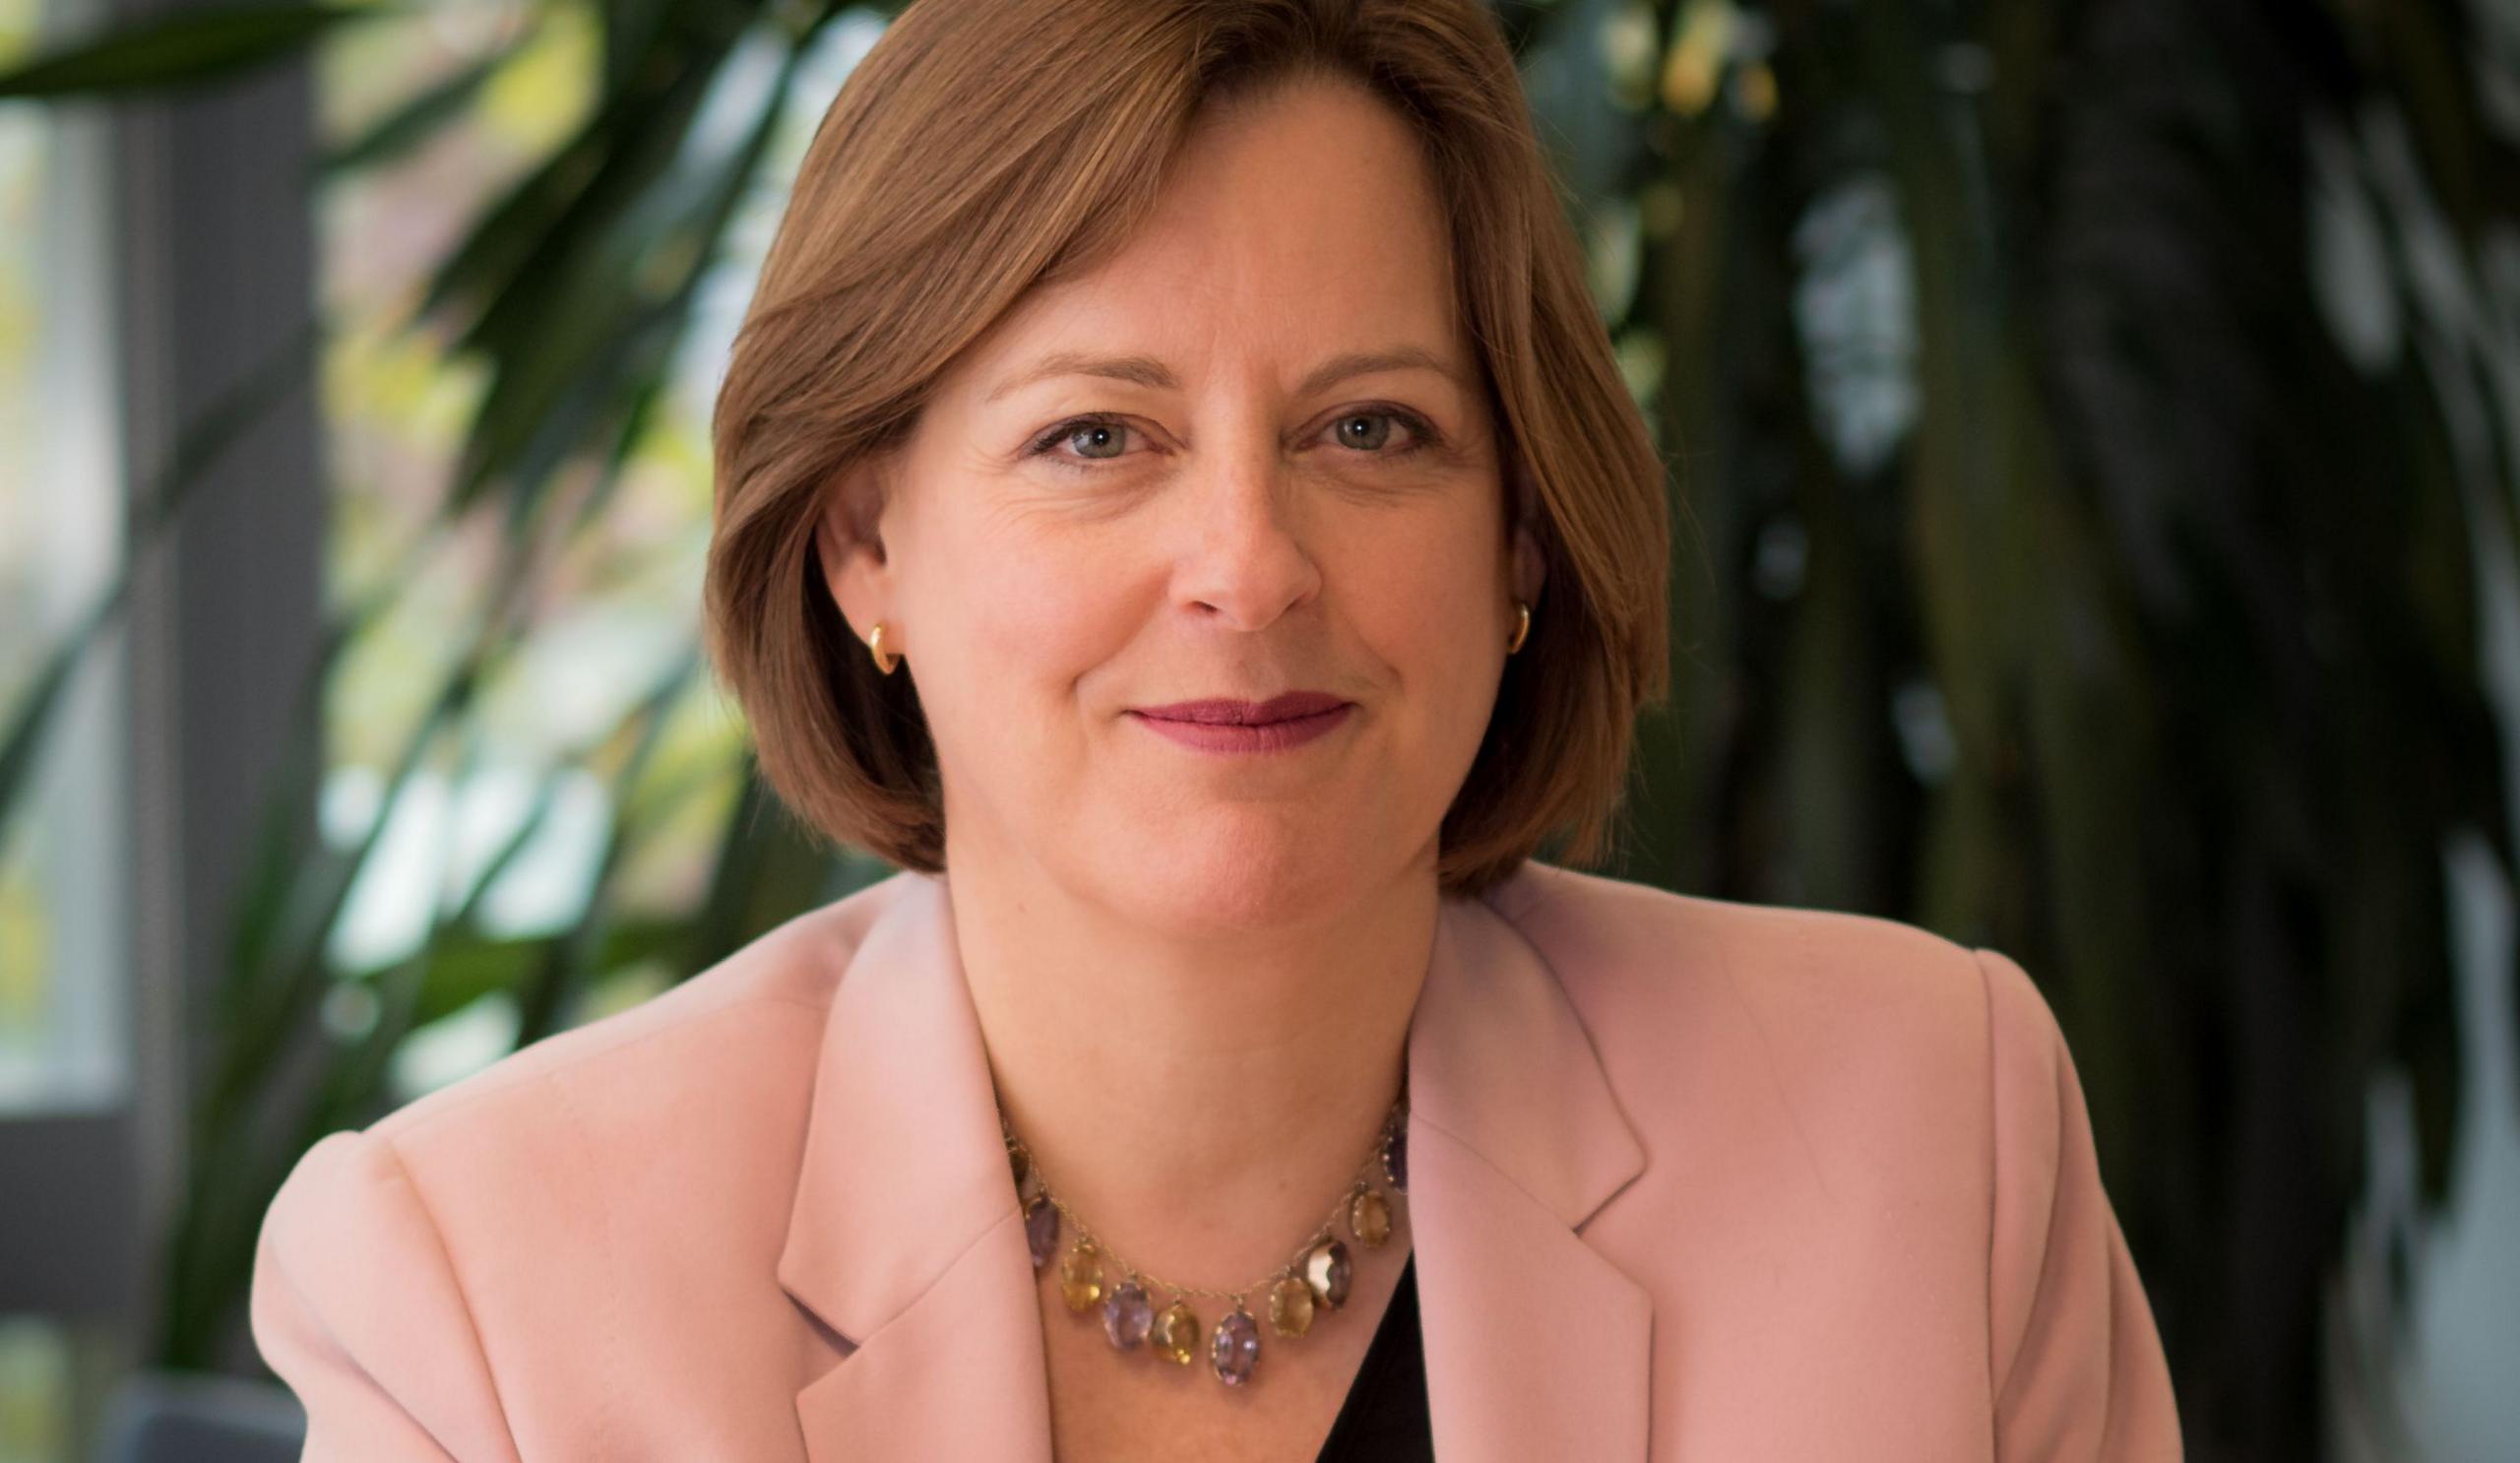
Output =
[{"x1": 1126, "y1": 692, "x2": 1354, "y2": 754}]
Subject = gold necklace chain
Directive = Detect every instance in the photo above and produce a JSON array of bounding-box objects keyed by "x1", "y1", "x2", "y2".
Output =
[{"x1": 1006, "y1": 1097, "x2": 1407, "y2": 1303}]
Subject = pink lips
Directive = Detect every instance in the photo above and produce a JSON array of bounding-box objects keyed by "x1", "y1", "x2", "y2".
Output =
[{"x1": 1128, "y1": 691, "x2": 1354, "y2": 754}]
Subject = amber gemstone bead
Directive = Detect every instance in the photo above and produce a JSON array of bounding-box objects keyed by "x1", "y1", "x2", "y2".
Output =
[
  {"x1": 1351, "y1": 1190, "x2": 1391, "y2": 1245},
  {"x1": 1349, "y1": 1187, "x2": 1393, "y2": 1247},
  {"x1": 1058, "y1": 1239, "x2": 1104, "y2": 1312},
  {"x1": 1267, "y1": 1275, "x2": 1316, "y2": 1337},
  {"x1": 1152, "y1": 1300, "x2": 1201, "y2": 1365}
]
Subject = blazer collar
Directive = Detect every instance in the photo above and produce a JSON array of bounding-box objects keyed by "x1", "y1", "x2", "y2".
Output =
[{"x1": 780, "y1": 865, "x2": 1651, "y2": 1462}]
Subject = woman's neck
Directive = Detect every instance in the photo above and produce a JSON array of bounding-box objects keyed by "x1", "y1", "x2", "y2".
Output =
[{"x1": 947, "y1": 842, "x2": 1435, "y2": 1292}]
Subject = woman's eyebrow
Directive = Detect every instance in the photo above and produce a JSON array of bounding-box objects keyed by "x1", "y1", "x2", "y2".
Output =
[
  {"x1": 986, "y1": 351, "x2": 1175, "y2": 403},
  {"x1": 982, "y1": 346, "x2": 1465, "y2": 405}
]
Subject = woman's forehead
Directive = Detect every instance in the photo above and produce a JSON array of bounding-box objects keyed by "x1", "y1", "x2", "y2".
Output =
[{"x1": 943, "y1": 81, "x2": 1471, "y2": 398}]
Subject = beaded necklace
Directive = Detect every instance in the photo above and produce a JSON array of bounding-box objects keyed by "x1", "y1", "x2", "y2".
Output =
[{"x1": 1001, "y1": 1083, "x2": 1410, "y2": 1388}]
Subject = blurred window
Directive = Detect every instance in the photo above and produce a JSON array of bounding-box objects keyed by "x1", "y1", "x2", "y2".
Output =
[{"x1": 0, "y1": 0, "x2": 128, "y2": 1115}]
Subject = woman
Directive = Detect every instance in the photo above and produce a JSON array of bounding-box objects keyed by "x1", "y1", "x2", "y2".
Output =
[{"x1": 250, "y1": 0, "x2": 2181, "y2": 1458}]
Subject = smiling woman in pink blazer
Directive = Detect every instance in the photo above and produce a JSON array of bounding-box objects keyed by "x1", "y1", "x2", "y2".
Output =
[{"x1": 253, "y1": 1, "x2": 2181, "y2": 1458}]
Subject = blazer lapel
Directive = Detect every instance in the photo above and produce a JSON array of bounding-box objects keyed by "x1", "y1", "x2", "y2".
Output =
[
  {"x1": 775, "y1": 866, "x2": 1652, "y2": 1463},
  {"x1": 1408, "y1": 878, "x2": 1654, "y2": 1462},
  {"x1": 779, "y1": 871, "x2": 1053, "y2": 1463}
]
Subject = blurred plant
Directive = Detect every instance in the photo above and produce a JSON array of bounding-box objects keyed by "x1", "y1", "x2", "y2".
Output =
[
  {"x1": 3, "y1": 0, "x2": 2516, "y2": 1458},
  {"x1": 0, "y1": 0, "x2": 910, "y2": 1375},
  {"x1": 1550, "y1": 0, "x2": 2518, "y2": 1458}
]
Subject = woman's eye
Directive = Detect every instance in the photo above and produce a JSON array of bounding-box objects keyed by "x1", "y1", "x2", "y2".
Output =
[
  {"x1": 1025, "y1": 408, "x2": 1438, "y2": 472},
  {"x1": 1032, "y1": 417, "x2": 1134, "y2": 464},
  {"x1": 1326, "y1": 410, "x2": 1442, "y2": 457},
  {"x1": 1331, "y1": 412, "x2": 1401, "y2": 452}
]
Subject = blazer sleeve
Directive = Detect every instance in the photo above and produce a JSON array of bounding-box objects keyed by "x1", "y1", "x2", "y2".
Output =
[
  {"x1": 1976, "y1": 947, "x2": 2183, "y2": 1461},
  {"x1": 250, "y1": 1129, "x2": 524, "y2": 1462}
]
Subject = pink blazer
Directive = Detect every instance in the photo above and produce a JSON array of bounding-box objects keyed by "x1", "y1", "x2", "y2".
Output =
[{"x1": 251, "y1": 860, "x2": 2182, "y2": 1460}]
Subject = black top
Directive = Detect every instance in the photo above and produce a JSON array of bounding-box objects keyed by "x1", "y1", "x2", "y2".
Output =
[{"x1": 1312, "y1": 1254, "x2": 1435, "y2": 1462}]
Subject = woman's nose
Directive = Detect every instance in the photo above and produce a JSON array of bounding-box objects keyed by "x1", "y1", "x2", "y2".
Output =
[{"x1": 1170, "y1": 451, "x2": 1323, "y2": 632}]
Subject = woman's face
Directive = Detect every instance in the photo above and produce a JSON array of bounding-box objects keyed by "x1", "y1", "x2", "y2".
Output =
[{"x1": 822, "y1": 75, "x2": 1543, "y2": 932}]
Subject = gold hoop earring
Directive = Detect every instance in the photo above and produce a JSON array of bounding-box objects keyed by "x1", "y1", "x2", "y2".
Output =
[
  {"x1": 867, "y1": 621, "x2": 900, "y2": 675},
  {"x1": 1505, "y1": 601, "x2": 1531, "y2": 656}
]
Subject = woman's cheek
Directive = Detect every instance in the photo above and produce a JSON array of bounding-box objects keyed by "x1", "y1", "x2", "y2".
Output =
[
  {"x1": 963, "y1": 532, "x2": 1130, "y2": 683},
  {"x1": 1369, "y1": 521, "x2": 1497, "y2": 658}
]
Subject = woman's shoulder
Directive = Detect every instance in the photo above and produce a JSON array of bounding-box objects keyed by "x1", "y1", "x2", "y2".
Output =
[
  {"x1": 1482, "y1": 859, "x2": 2012, "y2": 1031},
  {"x1": 251, "y1": 874, "x2": 932, "y2": 1454},
  {"x1": 1480, "y1": 872, "x2": 2177, "y2": 1453}
]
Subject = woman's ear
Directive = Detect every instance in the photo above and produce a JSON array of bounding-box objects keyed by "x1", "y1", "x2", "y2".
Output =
[
  {"x1": 1503, "y1": 458, "x2": 1546, "y2": 608},
  {"x1": 1511, "y1": 518, "x2": 1546, "y2": 609},
  {"x1": 815, "y1": 458, "x2": 895, "y2": 642}
]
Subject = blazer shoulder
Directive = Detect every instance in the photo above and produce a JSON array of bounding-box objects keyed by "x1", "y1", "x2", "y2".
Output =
[
  {"x1": 1478, "y1": 860, "x2": 2023, "y2": 1171},
  {"x1": 1483, "y1": 859, "x2": 1992, "y2": 1037},
  {"x1": 251, "y1": 872, "x2": 930, "y2": 1456},
  {"x1": 1482, "y1": 864, "x2": 2181, "y2": 1450}
]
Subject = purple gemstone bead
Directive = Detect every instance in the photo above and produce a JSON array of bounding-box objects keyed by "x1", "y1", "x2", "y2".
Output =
[
  {"x1": 1384, "y1": 1126, "x2": 1408, "y2": 1194},
  {"x1": 1023, "y1": 1195, "x2": 1059, "y2": 1270},
  {"x1": 1102, "y1": 1280, "x2": 1153, "y2": 1350},
  {"x1": 1210, "y1": 1308, "x2": 1261, "y2": 1386}
]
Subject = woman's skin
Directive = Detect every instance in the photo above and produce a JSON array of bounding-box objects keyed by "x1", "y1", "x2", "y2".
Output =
[{"x1": 821, "y1": 72, "x2": 1544, "y2": 1452}]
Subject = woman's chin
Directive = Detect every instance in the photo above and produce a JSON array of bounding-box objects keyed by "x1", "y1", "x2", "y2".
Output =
[{"x1": 1102, "y1": 824, "x2": 1372, "y2": 932}]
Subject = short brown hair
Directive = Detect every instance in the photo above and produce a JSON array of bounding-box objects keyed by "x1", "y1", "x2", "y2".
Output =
[{"x1": 705, "y1": 0, "x2": 1670, "y2": 898}]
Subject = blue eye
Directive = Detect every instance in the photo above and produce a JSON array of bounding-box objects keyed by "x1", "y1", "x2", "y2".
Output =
[
  {"x1": 1333, "y1": 413, "x2": 1397, "y2": 451},
  {"x1": 1035, "y1": 417, "x2": 1132, "y2": 463},
  {"x1": 1025, "y1": 409, "x2": 1441, "y2": 472}
]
